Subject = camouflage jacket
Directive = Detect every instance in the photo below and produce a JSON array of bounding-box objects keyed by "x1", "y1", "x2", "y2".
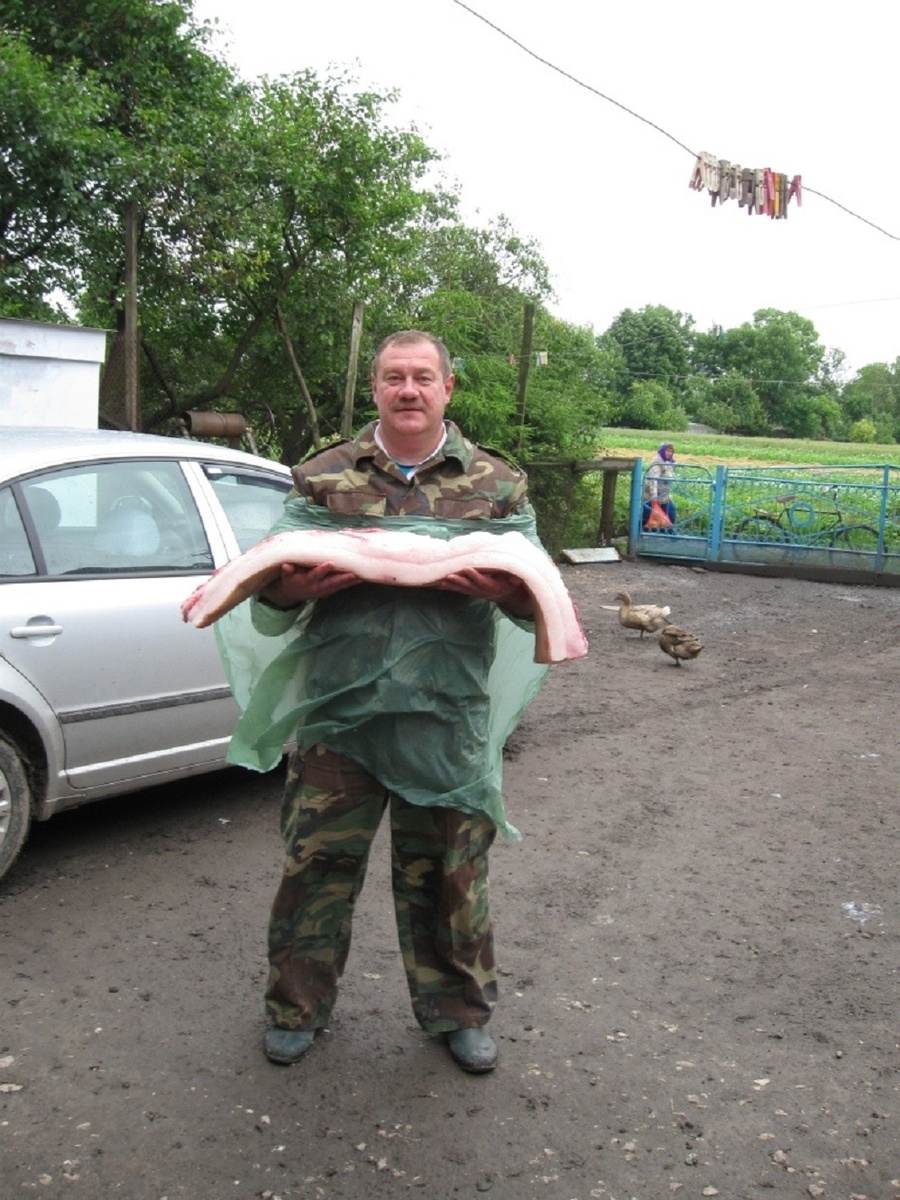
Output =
[{"x1": 291, "y1": 420, "x2": 531, "y2": 521}]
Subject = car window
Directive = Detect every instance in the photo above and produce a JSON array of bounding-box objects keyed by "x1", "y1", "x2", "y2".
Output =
[
  {"x1": 12, "y1": 460, "x2": 214, "y2": 576},
  {"x1": 0, "y1": 486, "x2": 37, "y2": 576},
  {"x1": 203, "y1": 465, "x2": 291, "y2": 552}
]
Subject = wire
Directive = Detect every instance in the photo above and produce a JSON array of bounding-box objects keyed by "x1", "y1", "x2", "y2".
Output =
[
  {"x1": 454, "y1": 350, "x2": 824, "y2": 389},
  {"x1": 451, "y1": 0, "x2": 900, "y2": 243},
  {"x1": 803, "y1": 188, "x2": 900, "y2": 243},
  {"x1": 449, "y1": 0, "x2": 695, "y2": 156},
  {"x1": 798, "y1": 294, "x2": 900, "y2": 312}
]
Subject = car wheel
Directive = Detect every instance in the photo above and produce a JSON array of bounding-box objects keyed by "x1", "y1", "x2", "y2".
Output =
[{"x1": 0, "y1": 734, "x2": 32, "y2": 883}]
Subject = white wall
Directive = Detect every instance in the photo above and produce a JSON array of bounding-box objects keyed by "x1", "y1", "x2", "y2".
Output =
[{"x1": 0, "y1": 318, "x2": 109, "y2": 429}]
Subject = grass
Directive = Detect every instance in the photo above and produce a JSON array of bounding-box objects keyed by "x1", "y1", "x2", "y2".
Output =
[{"x1": 598, "y1": 428, "x2": 900, "y2": 469}]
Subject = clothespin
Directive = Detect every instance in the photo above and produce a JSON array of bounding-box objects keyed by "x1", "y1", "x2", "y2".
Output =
[
  {"x1": 706, "y1": 153, "x2": 720, "y2": 201},
  {"x1": 451, "y1": 357, "x2": 465, "y2": 372},
  {"x1": 766, "y1": 169, "x2": 777, "y2": 218},
  {"x1": 508, "y1": 355, "x2": 517, "y2": 366},
  {"x1": 754, "y1": 169, "x2": 766, "y2": 215},
  {"x1": 787, "y1": 175, "x2": 802, "y2": 207},
  {"x1": 688, "y1": 154, "x2": 705, "y2": 191},
  {"x1": 718, "y1": 159, "x2": 731, "y2": 204},
  {"x1": 739, "y1": 167, "x2": 755, "y2": 211}
]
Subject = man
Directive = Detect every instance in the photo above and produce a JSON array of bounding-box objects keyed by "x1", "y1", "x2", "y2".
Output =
[{"x1": 247, "y1": 330, "x2": 544, "y2": 1073}]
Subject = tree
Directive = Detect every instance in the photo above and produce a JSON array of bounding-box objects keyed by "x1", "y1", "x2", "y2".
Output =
[
  {"x1": 609, "y1": 379, "x2": 688, "y2": 432},
  {"x1": 153, "y1": 69, "x2": 448, "y2": 460},
  {"x1": 0, "y1": 29, "x2": 113, "y2": 313},
  {"x1": 1, "y1": 0, "x2": 616, "y2": 479},
  {"x1": 602, "y1": 304, "x2": 695, "y2": 409},
  {"x1": 841, "y1": 361, "x2": 900, "y2": 443},
  {"x1": 848, "y1": 417, "x2": 878, "y2": 443},
  {"x1": 2, "y1": 0, "x2": 244, "y2": 424},
  {"x1": 2, "y1": 0, "x2": 448, "y2": 446},
  {"x1": 712, "y1": 309, "x2": 827, "y2": 436},
  {"x1": 692, "y1": 370, "x2": 767, "y2": 434}
]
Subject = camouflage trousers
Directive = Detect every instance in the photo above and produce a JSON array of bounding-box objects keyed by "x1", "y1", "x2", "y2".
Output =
[{"x1": 265, "y1": 744, "x2": 498, "y2": 1035}]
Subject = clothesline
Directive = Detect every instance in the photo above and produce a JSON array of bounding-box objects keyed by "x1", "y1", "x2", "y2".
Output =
[
  {"x1": 689, "y1": 153, "x2": 801, "y2": 219},
  {"x1": 451, "y1": 352, "x2": 550, "y2": 371}
]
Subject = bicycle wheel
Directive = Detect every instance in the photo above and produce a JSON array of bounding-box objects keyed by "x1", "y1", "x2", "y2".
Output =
[
  {"x1": 731, "y1": 517, "x2": 790, "y2": 562},
  {"x1": 829, "y1": 524, "x2": 880, "y2": 552}
]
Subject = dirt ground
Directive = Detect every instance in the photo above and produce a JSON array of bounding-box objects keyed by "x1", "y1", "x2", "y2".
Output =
[{"x1": 2, "y1": 559, "x2": 898, "y2": 1200}]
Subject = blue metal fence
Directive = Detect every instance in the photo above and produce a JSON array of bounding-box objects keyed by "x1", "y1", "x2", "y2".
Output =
[{"x1": 630, "y1": 460, "x2": 900, "y2": 583}]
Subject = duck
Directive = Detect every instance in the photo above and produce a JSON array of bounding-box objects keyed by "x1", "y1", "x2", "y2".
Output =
[
  {"x1": 614, "y1": 591, "x2": 672, "y2": 638},
  {"x1": 658, "y1": 623, "x2": 704, "y2": 666}
]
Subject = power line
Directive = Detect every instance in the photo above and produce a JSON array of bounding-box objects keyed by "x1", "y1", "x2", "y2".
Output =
[
  {"x1": 799, "y1": 295, "x2": 900, "y2": 313},
  {"x1": 451, "y1": 0, "x2": 900, "y2": 243}
]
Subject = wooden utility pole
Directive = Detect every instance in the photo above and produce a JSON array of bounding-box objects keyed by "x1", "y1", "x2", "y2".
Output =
[
  {"x1": 515, "y1": 301, "x2": 535, "y2": 451},
  {"x1": 123, "y1": 201, "x2": 140, "y2": 431},
  {"x1": 342, "y1": 301, "x2": 365, "y2": 439},
  {"x1": 275, "y1": 302, "x2": 320, "y2": 448}
]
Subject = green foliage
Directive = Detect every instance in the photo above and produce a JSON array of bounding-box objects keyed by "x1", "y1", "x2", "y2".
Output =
[
  {"x1": 447, "y1": 356, "x2": 520, "y2": 450},
  {"x1": 841, "y1": 361, "x2": 900, "y2": 443},
  {"x1": 74, "y1": 54, "x2": 444, "y2": 446},
  {"x1": 707, "y1": 309, "x2": 828, "y2": 436},
  {"x1": 0, "y1": 28, "x2": 114, "y2": 309},
  {"x1": 526, "y1": 467, "x2": 595, "y2": 558},
  {"x1": 601, "y1": 306, "x2": 882, "y2": 444},
  {"x1": 848, "y1": 418, "x2": 877, "y2": 444},
  {"x1": 517, "y1": 315, "x2": 614, "y2": 456},
  {"x1": 611, "y1": 378, "x2": 688, "y2": 432},
  {"x1": 602, "y1": 304, "x2": 695, "y2": 403},
  {"x1": 693, "y1": 370, "x2": 768, "y2": 434}
]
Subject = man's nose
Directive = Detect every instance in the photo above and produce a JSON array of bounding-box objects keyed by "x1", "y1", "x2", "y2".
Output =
[{"x1": 398, "y1": 375, "x2": 418, "y2": 396}]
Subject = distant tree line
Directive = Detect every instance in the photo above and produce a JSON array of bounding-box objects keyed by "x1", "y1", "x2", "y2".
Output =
[
  {"x1": 600, "y1": 304, "x2": 900, "y2": 444},
  {"x1": 3, "y1": 0, "x2": 899, "y2": 460}
]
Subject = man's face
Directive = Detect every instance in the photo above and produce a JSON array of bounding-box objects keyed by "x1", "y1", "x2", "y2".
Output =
[{"x1": 372, "y1": 340, "x2": 454, "y2": 446}]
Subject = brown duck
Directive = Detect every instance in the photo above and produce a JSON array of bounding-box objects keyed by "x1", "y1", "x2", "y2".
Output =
[
  {"x1": 615, "y1": 591, "x2": 671, "y2": 638},
  {"x1": 658, "y1": 623, "x2": 704, "y2": 666}
]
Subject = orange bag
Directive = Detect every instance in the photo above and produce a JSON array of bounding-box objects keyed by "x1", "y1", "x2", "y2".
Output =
[{"x1": 645, "y1": 500, "x2": 673, "y2": 530}]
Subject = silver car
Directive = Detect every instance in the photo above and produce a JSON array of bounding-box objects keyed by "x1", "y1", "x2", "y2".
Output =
[{"x1": 0, "y1": 427, "x2": 293, "y2": 882}]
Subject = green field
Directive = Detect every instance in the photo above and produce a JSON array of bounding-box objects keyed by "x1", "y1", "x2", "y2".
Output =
[
  {"x1": 599, "y1": 428, "x2": 900, "y2": 468},
  {"x1": 536, "y1": 429, "x2": 900, "y2": 553}
]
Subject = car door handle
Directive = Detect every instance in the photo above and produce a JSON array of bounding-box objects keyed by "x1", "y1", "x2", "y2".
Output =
[{"x1": 10, "y1": 624, "x2": 65, "y2": 638}]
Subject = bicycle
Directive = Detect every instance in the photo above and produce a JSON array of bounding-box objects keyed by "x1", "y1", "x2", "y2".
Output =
[{"x1": 732, "y1": 492, "x2": 880, "y2": 557}]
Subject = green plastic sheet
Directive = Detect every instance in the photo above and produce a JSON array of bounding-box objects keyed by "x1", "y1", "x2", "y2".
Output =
[{"x1": 214, "y1": 498, "x2": 549, "y2": 838}]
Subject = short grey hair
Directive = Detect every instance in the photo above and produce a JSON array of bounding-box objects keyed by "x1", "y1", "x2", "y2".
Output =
[{"x1": 372, "y1": 330, "x2": 452, "y2": 380}]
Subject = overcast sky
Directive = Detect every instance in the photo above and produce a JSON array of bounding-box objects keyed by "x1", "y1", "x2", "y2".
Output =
[{"x1": 193, "y1": 0, "x2": 900, "y2": 378}]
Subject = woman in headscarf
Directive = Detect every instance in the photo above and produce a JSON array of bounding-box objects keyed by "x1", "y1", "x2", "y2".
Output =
[{"x1": 641, "y1": 443, "x2": 676, "y2": 530}]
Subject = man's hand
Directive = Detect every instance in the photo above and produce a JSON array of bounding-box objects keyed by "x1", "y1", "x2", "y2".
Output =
[
  {"x1": 259, "y1": 561, "x2": 361, "y2": 609},
  {"x1": 436, "y1": 567, "x2": 535, "y2": 619}
]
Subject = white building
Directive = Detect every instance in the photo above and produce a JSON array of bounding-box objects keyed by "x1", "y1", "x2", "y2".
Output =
[{"x1": 0, "y1": 317, "x2": 109, "y2": 429}]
